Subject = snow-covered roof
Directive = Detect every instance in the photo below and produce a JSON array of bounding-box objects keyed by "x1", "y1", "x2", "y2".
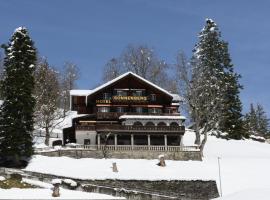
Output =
[
  {"x1": 171, "y1": 94, "x2": 182, "y2": 102},
  {"x1": 90, "y1": 71, "x2": 174, "y2": 98},
  {"x1": 70, "y1": 72, "x2": 183, "y2": 101},
  {"x1": 70, "y1": 90, "x2": 92, "y2": 96},
  {"x1": 119, "y1": 115, "x2": 186, "y2": 120}
]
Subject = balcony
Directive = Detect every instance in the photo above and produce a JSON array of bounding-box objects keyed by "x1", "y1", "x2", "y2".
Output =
[
  {"x1": 76, "y1": 124, "x2": 185, "y2": 134},
  {"x1": 96, "y1": 112, "x2": 180, "y2": 120}
]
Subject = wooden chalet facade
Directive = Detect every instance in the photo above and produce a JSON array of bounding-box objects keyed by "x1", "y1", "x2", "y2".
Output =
[{"x1": 64, "y1": 72, "x2": 188, "y2": 152}]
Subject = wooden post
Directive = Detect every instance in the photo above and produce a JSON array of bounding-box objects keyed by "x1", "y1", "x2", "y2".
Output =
[
  {"x1": 164, "y1": 135, "x2": 167, "y2": 151},
  {"x1": 148, "y1": 134, "x2": 151, "y2": 150},
  {"x1": 52, "y1": 179, "x2": 61, "y2": 197},
  {"x1": 131, "y1": 134, "x2": 134, "y2": 150},
  {"x1": 157, "y1": 155, "x2": 166, "y2": 167},
  {"x1": 114, "y1": 134, "x2": 117, "y2": 150},
  {"x1": 97, "y1": 134, "x2": 100, "y2": 150},
  {"x1": 112, "y1": 162, "x2": 118, "y2": 172}
]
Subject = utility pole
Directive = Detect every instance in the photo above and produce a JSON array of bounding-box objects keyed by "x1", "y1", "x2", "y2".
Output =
[{"x1": 218, "y1": 157, "x2": 222, "y2": 197}]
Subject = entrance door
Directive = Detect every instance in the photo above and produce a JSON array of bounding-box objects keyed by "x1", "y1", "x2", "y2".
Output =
[{"x1": 84, "y1": 139, "x2": 91, "y2": 145}]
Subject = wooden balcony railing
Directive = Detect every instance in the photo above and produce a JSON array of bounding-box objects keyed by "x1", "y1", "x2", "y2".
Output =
[
  {"x1": 96, "y1": 112, "x2": 180, "y2": 120},
  {"x1": 76, "y1": 124, "x2": 185, "y2": 133},
  {"x1": 73, "y1": 145, "x2": 199, "y2": 152}
]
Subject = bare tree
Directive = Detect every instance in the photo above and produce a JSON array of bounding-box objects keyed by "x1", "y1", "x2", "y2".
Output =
[
  {"x1": 102, "y1": 58, "x2": 122, "y2": 82},
  {"x1": 34, "y1": 58, "x2": 63, "y2": 145},
  {"x1": 102, "y1": 44, "x2": 173, "y2": 91},
  {"x1": 60, "y1": 62, "x2": 80, "y2": 115}
]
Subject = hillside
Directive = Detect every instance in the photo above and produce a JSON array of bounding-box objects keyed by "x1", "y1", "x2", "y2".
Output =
[{"x1": 26, "y1": 129, "x2": 270, "y2": 199}]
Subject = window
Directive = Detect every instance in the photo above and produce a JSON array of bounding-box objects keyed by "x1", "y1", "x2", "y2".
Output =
[
  {"x1": 116, "y1": 107, "x2": 125, "y2": 113},
  {"x1": 103, "y1": 93, "x2": 111, "y2": 100},
  {"x1": 145, "y1": 121, "x2": 155, "y2": 126},
  {"x1": 170, "y1": 122, "x2": 179, "y2": 127},
  {"x1": 157, "y1": 122, "x2": 167, "y2": 126},
  {"x1": 116, "y1": 90, "x2": 127, "y2": 96},
  {"x1": 149, "y1": 108, "x2": 162, "y2": 114},
  {"x1": 150, "y1": 94, "x2": 156, "y2": 101},
  {"x1": 135, "y1": 107, "x2": 143, "y2": 113},
  {"x1": 133, "y1": 90, "x2": 143, "y2": 96},
  {"x1": 98, "y1": 107, "x2": 110, "y2": 113},
  {"x1": 134, "y1": 121, "x2": 143, "y2": 126},
  {"x1": 165, "y1": 108, "x2": 172, "y2": 114}
]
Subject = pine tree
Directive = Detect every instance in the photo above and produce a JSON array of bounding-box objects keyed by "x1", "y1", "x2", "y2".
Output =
[
  {"x1": 244, "y1": 103, "x2": 257, "y2": 133},
  {"x1": 256, "y1": 104, "x2": 269, "y2": 134},
  {"x1": 0, "y1": 27, "x2": 37, "y2": 166},
  {"x1": 244, "y1": 103, "x2": 269, "y2": 135},
  {"x1": 192, "y1": 19, "x2": 247, "y2": 141}
]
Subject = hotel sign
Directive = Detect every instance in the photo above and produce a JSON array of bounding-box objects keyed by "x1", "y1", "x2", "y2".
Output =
[
  {"x1": 96, "y1": 99, "x2": 111, "y2": 104},
  {"x1": 112, "y1": 96, "x2": 147, "y2": 101},
  {"x1": 96, "y1": 96, "x2": 148, "y2": 104}
]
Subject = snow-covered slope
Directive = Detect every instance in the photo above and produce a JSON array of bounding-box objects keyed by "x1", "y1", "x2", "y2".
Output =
[
  {"x1": 185, "y1": 130, "x2": 270, "y2": 198},
  {"x1": 25, "y1": 130, "x2": 270, "y2": 199}
]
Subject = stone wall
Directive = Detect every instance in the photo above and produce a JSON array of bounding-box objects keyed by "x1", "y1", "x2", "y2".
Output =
[
  {"x1": 83, "y1": 179, "x2": 219, "y2": 200},
  {"x1": 37, "y1": 149, "x2": 202, "y2": 161}
]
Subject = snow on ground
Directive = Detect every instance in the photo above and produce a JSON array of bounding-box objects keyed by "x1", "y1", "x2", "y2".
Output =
[
  {"x1": 25, "y1": 129, "x2": 270, "y2": 198},
  {"x1": 0, "y1": 178, "x2": 124, "y2": 199},
  {"x1": 185, "y1": 130, "x2": 270, "y2": 198},
  {"x1": 25, "y1": 155, "x2": 212, "y2": 181},
  {"x1": 0, "y1": 188, "x2": 123, "y2": 199}
]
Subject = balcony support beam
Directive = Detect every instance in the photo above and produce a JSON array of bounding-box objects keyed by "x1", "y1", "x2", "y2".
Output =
[
  {"x1": 148, "y1": 134, "x2": 151, "y2": 150},
  {"x1": 164, "y1": 135, "x2": 167, "y2": 151},
  {"x1": 114, "y1": 134, "x2": 118, "y2": 150},
  {"x1": 131, "y1": 134, "x2": 134, "y2": 150},
  {"x1": 180, "y1": 136, "x2": 183, "y2": 147},
  {"x1": 97, "y1": 134, "x2": 100, "y2": 150}
]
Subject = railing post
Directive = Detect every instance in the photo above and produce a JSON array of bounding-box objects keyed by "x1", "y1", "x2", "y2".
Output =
[
  {"x1": 97, "y1": 134, "x2": 100, "y2": 150},
  {"x1": 114, "y1": 134, "x2": 117, "y2": 150},
  {"x1": 164, "y1": 135, "x2": 167, "y2": 151},
  {"x1": 148, "y1": 134, "x2": 151, "y2": 150},
  {"x1": 131, "y1": 134, "x2": 134, "y2": 150}
]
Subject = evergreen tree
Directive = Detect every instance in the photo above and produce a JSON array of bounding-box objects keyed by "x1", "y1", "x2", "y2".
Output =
[
  {"x1": 192, "y1": 19, "x2": 247, "y2": 140},
  {"x1": 0, "y1": 27, "x2": 37, "y2": 166},
  {"x1": 244, "y1": 103, "x2": 269, "y2": 135},
  {"x1": 256, "y1": 104, "x2": 269, "y2": 134}
]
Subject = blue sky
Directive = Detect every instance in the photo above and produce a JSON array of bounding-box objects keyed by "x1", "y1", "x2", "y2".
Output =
[{"x1": 0, "y1": 0, "x2": 269, "y2": 115}]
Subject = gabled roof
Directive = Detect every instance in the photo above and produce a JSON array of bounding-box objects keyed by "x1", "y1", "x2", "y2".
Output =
[
  {"x1": 88, "y1": 71, "x2": 173, "y2": 97},
  {"x1": 70, "y1": 71, "x2": 182, "y2": 101}
]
